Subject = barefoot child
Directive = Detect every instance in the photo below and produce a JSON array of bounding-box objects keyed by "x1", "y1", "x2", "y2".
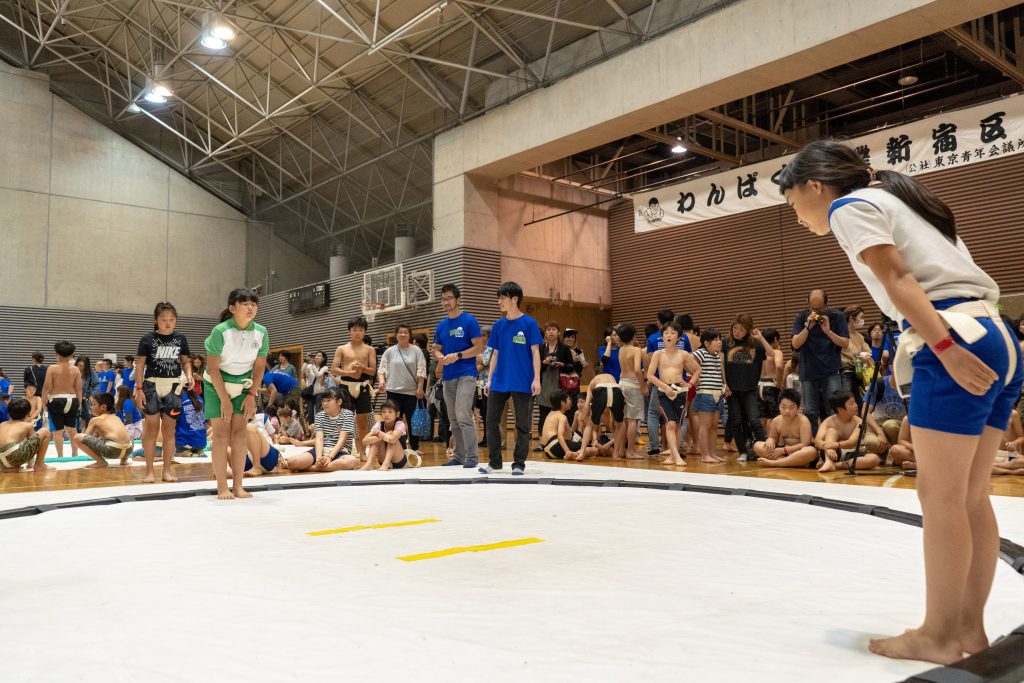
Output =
[
  {"x1": 204, "y1": 288, "x2": 268, "y2": 500},
  {"x1": 754, "y1": 388, "x2": 817, "y2": 467},
  {"x1": 580, "y1": 373, "x2": 625, "y2": 459},
  {"x1": 331, "y1": 316, "x2": 377, "y2": 447},
  {"x1": 615, "y1": 323, "x2": 647, "y2": 459},
  {"x1": 814, "y1": 390, "x2": 886, "y2": 472},
  {"x1": 361, "y1": 400, "x2": 420, "y2": 471},
  {"x1": 646, "y1": 322, "x2": 701, "y2": 467},
  {"x1": 0, "y1": 399, "x2": 53, "y2": 472},
  {"x1": 23, "y1": 384, "x2": 44, "y2": 430},
  {"x1": 75, "y1": 394, "x2": 133, "y2": 468},
  {"x1": 134, "y1": 301, "x2": 193, "y2": 483},
  {"x1": 540, "y1": 391, "x2": 579, "y2": 460},
  {"x1": 564, "y1": 395, "x2": 601, "y2": 461},
  {"x1": 41, "y1": 341, "x2": 82, "y2": 459},
  {"x1": 887, "y1": 418, "x2": 916, "y2": 469},
  {"x1": 781, "y1": 140, "x2": 1024, "y2": 664},
  {"x1": 692, "y1": 329, "x2": 728, "y2": 463}
]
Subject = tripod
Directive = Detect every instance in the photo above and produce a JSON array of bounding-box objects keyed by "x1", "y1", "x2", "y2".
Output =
[{"x1": 848, "y1": 317, "x2": 901, "y2": 474}]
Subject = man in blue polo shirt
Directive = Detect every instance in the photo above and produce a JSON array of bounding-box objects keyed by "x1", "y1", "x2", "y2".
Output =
[
  {"x1": 480, "y1": 281, "x2": 542, "y2": 475},
  {"x1": 433, "y1": 283, "x2": 483, "y2": 468},
  {"x1": 791, "y1": 288, "x2": 849, "y2": 432}
]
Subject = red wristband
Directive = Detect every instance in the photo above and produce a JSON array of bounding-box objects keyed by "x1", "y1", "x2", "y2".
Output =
[
  {"x1": 931, "y1": 335, "x2": 956, "y2": 355},
  {"x1": 783, "y1": 447, "x2": 789, "y2": 455}
]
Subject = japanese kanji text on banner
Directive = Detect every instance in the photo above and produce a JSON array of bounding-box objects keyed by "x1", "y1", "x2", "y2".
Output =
[{"x1": 633, "y1": 96, "x2": 1024, "y2": 233}]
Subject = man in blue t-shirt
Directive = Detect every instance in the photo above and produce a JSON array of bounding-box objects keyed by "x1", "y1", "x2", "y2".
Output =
[
  {"x1": 121, "y1": 355, "x2": 136, "y2": 392},
  {"x1": 480, "y1": 281, "x2": 542, "y2": 475},
  {"x1": 261, "y1": 369, "x2": 300, "y2": 407},
  {"x1": 96, "y1": 359, "x2": 116, "y2": 395},
  {"x1": 432, "y1": 283, "x2": 483, "y2": 468},
  {"x1": 791, "y1": 289, "x2": 850, "y2": 432}
]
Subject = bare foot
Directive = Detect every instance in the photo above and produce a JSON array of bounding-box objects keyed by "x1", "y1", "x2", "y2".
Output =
[
  {"x1": 818, "y1": 459, "x2": 836, "y2": 473},
  {"x1": 33, "y1": 464, "x2": 56, "y2": 471},
  {"x1": 661, "y1": 457, "x2": 685, "y2": 467},
  {"x1": 233, "y1": 488, "x2": 253, "y2": 499},
  {"x1": 217, "y1": 489, "x2": 235, "y2": 500},
  {"x1": 84, "y1": 461, "x2": 109, "y2": 469},
  {"x1": 901, "y1": 461, "x2": 917, "y2": 471},
  {"x1": 700, "y1": 456, "x2": 721, "y2": 464},
  {"x1": 142, "y1": 472, "x2": 156, "y2": 483},
  {"x1": 119, "y1": 454, "x2": 130, "y2": 466},
  {"x1": 758, "y1": 458, "x2": 779, "y2": 467},
  {"x1": 626, "y1": 452, "x2": 645, "y2": 460},
  {"x1": 868, "y1": 628, "x2": 963, "y2": 665},
  {"x1": 711, "y1": 453, "x2": 727, "y2": 463},
  {"x1": 162, "y1": 473, "x2": 178, "y2": 483}
]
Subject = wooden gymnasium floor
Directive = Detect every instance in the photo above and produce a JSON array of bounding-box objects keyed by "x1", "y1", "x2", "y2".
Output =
[{"x1": 4, "y1": 428, "x2": 1024, "y2": 498}]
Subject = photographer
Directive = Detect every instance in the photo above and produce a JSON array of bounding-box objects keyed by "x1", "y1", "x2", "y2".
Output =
[{"x1": 790, "y1": 289, "x2": 849, "y2": 431}]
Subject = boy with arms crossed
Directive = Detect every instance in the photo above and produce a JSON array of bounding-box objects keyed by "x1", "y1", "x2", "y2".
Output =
[{"x1": 753, "y1": 389, "x2": 817, "y2": 467}]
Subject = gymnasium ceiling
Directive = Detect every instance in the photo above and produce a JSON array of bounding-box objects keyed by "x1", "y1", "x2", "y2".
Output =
[
  {"x1": 549, "y1": 6, "x2": 1024, "y2": 201},
  {"x1": 0, "y1": 0, "x2": 737, "y2": 269},
  {"x1": 2, "y1": 2, "x2": 1021, "y2": 271}
]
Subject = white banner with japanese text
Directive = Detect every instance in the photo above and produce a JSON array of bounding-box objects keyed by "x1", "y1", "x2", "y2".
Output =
[{"x1": 633, "y1": 95, "x2": 1024, "y2": 233}]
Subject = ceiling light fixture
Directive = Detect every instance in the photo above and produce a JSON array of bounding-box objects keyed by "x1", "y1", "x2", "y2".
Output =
[
  {"x1": 128, "y1": 102, "x2": 142, "y2": 113},
  {"x1": 671, "y1": 137, "x2": 687, "y2": 154},
  {"x1": 201, "y1": 33, "x2": 228, "y2": 49},
  {"x1": 897, "y1": 73, "x2": 918, "y2": 87},
  {"x1": 209, "y1": 22, "x2": 236, "y2": 41},
  {"x1": 143, "y1": 91, "x2": 167, "y2": 104}
]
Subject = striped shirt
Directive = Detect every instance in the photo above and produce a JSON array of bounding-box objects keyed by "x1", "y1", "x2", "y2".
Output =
[
  {"x1": 693, "y1": 348, "x2": 725, "y2": 392},
  {"x1": 315, "y1": 409, "x2": 355, "y2": 453}
]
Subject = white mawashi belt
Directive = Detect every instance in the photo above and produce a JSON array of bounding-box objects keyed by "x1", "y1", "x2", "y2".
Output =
[
  {"x1": 202, "y1": 370, "x2": 253, "y2": 399},
  {"x1": 893, "y1": 300, "x2": 1016, "y2": 398},
  {"x1": 757, "y1": 379, "x2": 777, "y2": 401},
  {"x1": 145, "y1": 375, "x2": 185, "y2": 397},
  {"x1": 49, "y1": 394, "x2": 76, "y2": 413},
  {"x1": 339, "y1": 379, "x2": 375, "y2": 399}
]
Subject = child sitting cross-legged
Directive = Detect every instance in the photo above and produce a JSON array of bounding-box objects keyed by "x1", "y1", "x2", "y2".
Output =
[
  {"x1": 753, "y1": 388, "x2": 818, "y2": 467},
  {"x1": 75, "y1": 393, "x2": 134, "y2": 468},
  {"x1": 814, "y1": 390, "x2": 885, "y2": 473},
  {"x1": 0, "y1": 398, "x2": 53, "y2": 472},
  {"x1": 360, "y1": 400, "x2": 420, "y2": 471}
]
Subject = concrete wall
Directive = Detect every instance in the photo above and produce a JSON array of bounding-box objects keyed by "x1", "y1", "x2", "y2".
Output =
[
  {"x1": 0, "y1": 62, "x2": 328, "y2": 317},
  {"x1": 246, "y1": 221, "x2": 329, "y2": 295},
  {"x1": 496, "y1": 175, "x2": 611, "y2": 306}
]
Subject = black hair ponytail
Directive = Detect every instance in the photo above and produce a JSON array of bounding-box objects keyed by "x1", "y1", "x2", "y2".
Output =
[{"x1": 776, "y1": 139, "x2": 957, "y2": 243}]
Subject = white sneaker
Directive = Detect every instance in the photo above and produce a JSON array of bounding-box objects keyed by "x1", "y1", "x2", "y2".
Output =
[{"x1": 478, "y1": 464, "x2": 500, "y2": 474}]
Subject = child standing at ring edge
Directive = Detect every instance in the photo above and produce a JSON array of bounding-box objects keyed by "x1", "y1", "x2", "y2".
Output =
[
  {"x1": 134, "y1": 302, "x2": 194, "y2": 483},
  {"x1": 204, "y1": 289, "x2": 269, "y2": 500},
  {"x1": 779, "y1": 140, "x2": 1023, "y2": 666}
]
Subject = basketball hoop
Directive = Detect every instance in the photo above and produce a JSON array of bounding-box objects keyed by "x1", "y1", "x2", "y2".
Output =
[{"x1": 361, "y1": 301, "x2": 385, "y2": 323}]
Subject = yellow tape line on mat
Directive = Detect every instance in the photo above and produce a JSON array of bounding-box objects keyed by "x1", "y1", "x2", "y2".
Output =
[
  {"x1": 397, "y1": 537, "x2": 544, "y2": 562},
  {"x1": 308, "y1": 519, "x2": 440, "y2": 536}
]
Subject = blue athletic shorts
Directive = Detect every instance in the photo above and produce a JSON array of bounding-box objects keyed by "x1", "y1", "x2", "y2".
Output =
[
  {"x1": 244, "y1": 445, "x2": 281, "y2": 472},
  {"x1": 906, "y1": 299, "x2": 1024, "y2": 436}
]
